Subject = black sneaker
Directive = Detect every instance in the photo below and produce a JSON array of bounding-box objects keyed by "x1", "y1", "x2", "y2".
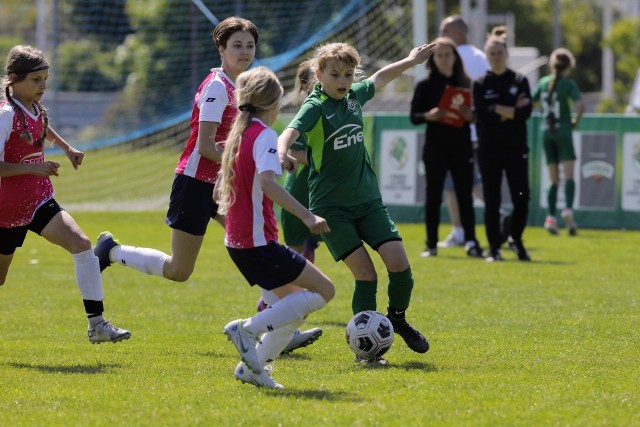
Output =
[
  {"x1": 387, "y1": 316, "x2": 429, "y2": 353},
  {"x1": 466, "y1": 244, "x2": 484, "y2": 258},
  {"x1": 511, "y1": 239, "x2": 531, "y2": 261},
  {"x1": 485, "y1": 249, "x2": 503, "y2": 263},
  {"x1": 94, "y1": 231, "x2": 120, "y2": 272}
]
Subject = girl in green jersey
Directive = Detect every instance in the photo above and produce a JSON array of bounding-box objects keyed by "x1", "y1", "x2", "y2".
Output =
[
  {"x1": 533, "y1": 48, "x2": 585, "y2": 236},
  {"x1": 278, "y1": 42, "x2": 434, "y2": 364}
]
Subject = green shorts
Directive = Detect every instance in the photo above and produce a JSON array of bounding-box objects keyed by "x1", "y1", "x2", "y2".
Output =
[
  {"x1": 281, "y1": 209, "x2": 321, "y2": 247},
  {"x1": 543, "y1": 126, "x2": 576, "y2": 164},
  {"x1": 313, "y1": 198, "x2": 401, "y2": 261}
]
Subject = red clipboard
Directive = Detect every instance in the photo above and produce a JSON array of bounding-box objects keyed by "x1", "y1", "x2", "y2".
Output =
[{"x1": 436, "y1": 85, "x2": 471, "y2": 128}]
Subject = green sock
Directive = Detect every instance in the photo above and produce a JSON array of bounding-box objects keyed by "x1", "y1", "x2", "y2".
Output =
[
  {"x1": 387, "y1": 267, "x2": 414, "y2": 316},
  {"x1": 352, "y1": 280, "x2": 377, "y2": 314},
  {"x1": 565, "y1": 179, "x2": 575, "y2": 209},
  {"x1": 547, "y1": 184, "x2": 558, "y2": 216}
]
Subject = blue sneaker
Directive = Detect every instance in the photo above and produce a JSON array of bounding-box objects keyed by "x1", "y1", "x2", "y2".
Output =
[{"x1": 94, "y1": 232, "x2": 119, "y2": 272}]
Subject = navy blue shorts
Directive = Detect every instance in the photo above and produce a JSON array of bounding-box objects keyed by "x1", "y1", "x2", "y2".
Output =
[
  {"x1": 165, "y1": 174, "x2": 219, "y2": 236},
  {"x1": 0, "y1": 198, "x2": 63, "y2": 255},
  {"x1": 226, "y1": 242, "x2": 307, "y2": 290}
]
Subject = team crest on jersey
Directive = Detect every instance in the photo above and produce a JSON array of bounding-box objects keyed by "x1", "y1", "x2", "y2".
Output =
[
  {"x1": 347, "y1": 98, "x2": 358, "y2": 114},
  {"x1": 509, "y1": 85, "x2": 518, "y2": 95}
]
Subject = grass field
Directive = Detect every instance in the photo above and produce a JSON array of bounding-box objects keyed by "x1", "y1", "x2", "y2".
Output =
[{"x1": 1, "y1": 212, "x2": 638, "y2": 426}]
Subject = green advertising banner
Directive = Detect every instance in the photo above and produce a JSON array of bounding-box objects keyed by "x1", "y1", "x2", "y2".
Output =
[{"x1": 373, "y1": 113, "x2": 640, "y2": 230}]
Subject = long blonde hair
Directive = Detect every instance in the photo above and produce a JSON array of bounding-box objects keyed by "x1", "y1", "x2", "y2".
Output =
[{"x1": 217, "y1": 66, "x2": 283, "y2": 215}]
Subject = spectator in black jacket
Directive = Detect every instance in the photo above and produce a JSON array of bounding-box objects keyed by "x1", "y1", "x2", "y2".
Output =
[
  {"x1": 472, "y1": 30, "x2": 532, "y2": 262},
  {"x1": 410, "y1": 37, "x2": 483, "y2": 259}
]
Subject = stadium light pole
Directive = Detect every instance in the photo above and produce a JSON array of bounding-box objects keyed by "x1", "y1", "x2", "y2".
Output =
[{"x1": 412, "y1": 0, "x2": 428, "y2": 82}]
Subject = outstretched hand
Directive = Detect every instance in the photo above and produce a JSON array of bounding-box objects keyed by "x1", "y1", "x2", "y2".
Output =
[{"x1": 408, "y1": 43, "x2": 436, "y2": 65}]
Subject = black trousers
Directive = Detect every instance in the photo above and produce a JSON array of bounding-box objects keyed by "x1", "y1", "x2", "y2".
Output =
[
  {"x1": 478, "y1": 147, "x2": 530, "y2": 251},
  {"x1": 423, "y1": 139, "x2": 477, "y2": 249}
]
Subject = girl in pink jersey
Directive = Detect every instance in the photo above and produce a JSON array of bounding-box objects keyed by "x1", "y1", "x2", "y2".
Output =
[
  {"x1": 0, "y1": 45, "x2": 130, "y2": 344},
  {"x1": 93, "y1": 17, "x2": 259, "y2": 281},
  {"x1": 217, "y1": 66, "x2": 335, "y2": 389}
]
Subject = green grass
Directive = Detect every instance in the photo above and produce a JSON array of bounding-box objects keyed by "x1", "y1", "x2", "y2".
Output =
[{"x1": 1, "y1": 212, "x2": 638, "y2": 426}]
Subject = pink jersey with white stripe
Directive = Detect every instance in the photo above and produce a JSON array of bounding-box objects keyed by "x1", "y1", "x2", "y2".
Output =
[
  {"x1": 224, "y1": 119, "x2": 283, "y2": 249},
  {"x1": 175, "y1": 68, "x2": 237, "y2": 184},
  {"x1": 0, "y1": 101, "x2": 54, "y2": 228}
]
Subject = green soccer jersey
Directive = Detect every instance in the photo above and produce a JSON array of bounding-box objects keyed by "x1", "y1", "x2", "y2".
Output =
[
  {"x1": 533, "y1": 75, "x2": 582, "y2": 131},
  {"x1": 287, "y1": 79, "x2": 378, "y2": 210}
]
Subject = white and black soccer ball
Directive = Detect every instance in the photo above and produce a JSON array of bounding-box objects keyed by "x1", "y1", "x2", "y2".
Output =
[{"x1": 345, "y1": 310, "x2": 394, "y2": 359}]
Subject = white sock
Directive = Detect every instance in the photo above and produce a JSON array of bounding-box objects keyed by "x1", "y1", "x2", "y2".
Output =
[
  {"x1": 111, "y1": 245, "x2": 168, "y2": 277},
  {"x1": 453, "y1": 226, "x2": 465, "y2": 241},
  {"x1": 256, "y1": 319, "x2": 303, "y2": 367},
  {"x1": 73, "y1": 249, "x2": 103, "y2": 301},
  {"x1": 260, "y1": 289, "x2": 279, "y2": 307},
  {"x1": 243, "y1": 291, "x2": 326, "y2": 335}
]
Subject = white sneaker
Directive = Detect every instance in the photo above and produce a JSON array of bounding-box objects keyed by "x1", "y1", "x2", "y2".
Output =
[
  {"x1": 544, "y1": 215, "x2": 560, "y2": 235},
  {"x1": 282, "y1": 328, "x2": 323, "y2": 354},
  {"x1": 223, "y1": 319, "x2": 261, "y2": 374},
  {"x1": 354, "y1": 355, "x2": 388, "y2": 366},
  {"x1": 234, "y1": 362, "x2": 284, "y2": 389},
  {"x1": 561, "y1": 208, "x2": 578, "y2": 236},
  {"x1": 420, "y1": 248, "x2": 437, "y2": 257},
  {"x1": 437, "y1": 232, "x2": 464, "y2": 248},
  {"x1": 88, "y1": 318, "x2": 131, "y2": 344}
]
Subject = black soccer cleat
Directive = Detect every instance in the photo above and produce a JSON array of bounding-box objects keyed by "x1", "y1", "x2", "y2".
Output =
[{"x1": 387, "y1": 316, "x2": 429, "y2": 353}]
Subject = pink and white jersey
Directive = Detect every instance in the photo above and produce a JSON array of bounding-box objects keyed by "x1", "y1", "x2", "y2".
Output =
[
  {"x1": 224, "y1": 119, "x2": 282, "y2": 249},
  {"x1": 0, "y1": 100, "x2": 53, "y2": 228},
  {"x1": 175, "y1": 68, "x2": 237, "y2": 184}
]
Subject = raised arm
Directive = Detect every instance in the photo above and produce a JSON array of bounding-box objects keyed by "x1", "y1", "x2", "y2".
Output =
[{"x1": 369, "y1": 44, "x2": 435, "y2": 91}]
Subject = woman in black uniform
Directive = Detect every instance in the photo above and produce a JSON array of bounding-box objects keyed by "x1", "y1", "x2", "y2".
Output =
[{"x1": 472, "y1": 30, "x2": 532, "y2": 262}]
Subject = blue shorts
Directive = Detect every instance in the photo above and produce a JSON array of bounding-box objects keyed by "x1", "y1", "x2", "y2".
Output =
[
  {"x1": 165, "y1": 174, "x2": 219, "y2": 236},
  {"x1": 0, "y1": 198, "x2": 63, "y2": 255},
  {"x1": 226, "y1": 241, "x2": 307, "y2": 290}
]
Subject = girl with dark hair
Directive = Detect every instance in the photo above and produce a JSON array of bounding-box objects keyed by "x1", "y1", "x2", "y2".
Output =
[
  {"x1": 410, "y1": 36, "x2": 483, "y2": 259},
  {"x1": 0, "y1": 45, "x2": 131, "y2": 343}
]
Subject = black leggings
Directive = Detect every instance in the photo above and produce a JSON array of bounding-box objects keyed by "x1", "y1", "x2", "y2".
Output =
[
  {"x1": 423, "y1": 140, "x2": 477, "y2": 249},
  {"x1": 478, "y1": 148, "x2": 530, "y2": 250}
]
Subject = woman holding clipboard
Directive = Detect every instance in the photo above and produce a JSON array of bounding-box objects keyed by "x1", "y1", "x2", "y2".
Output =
[{"x1": 410, "y1": 37, "x2": 483, "y2": 259}]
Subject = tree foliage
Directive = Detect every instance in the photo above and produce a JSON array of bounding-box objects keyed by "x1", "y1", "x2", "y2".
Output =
[{"x1": 602, "y1": 17, "x2": 640, "y2": 112}]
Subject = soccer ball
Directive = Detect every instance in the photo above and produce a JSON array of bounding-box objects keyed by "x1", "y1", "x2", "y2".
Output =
[{"x1": 345, "y1": 310, "x2": 394, "y2": 359}]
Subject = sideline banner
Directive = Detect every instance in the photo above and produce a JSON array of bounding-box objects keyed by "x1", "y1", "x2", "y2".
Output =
[{"x1": 373, "y1": 113, "x2": 640, "y2": 229}]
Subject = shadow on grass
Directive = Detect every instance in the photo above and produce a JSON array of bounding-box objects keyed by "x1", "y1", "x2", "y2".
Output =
[
  {"x1": 265, "y1": 388, "x2": 362, "y2": 402},
  {"x1": 394, "y1": 360, "x2": 438, "y2": 372},
  {"x1": 7, "y1": 362, "x2": 121, "y2": 374}
]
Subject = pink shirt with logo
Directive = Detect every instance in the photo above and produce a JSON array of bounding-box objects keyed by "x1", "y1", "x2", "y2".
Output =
[
  {"x1": 0, "y1": 100, "x2": 54, "y2": 228},
  {"x1": 175, "y1": 68, "x2": 237, "y2": 184},
  {"x1": 224, "y1": 119, "x2": 282, "y2": 249}
]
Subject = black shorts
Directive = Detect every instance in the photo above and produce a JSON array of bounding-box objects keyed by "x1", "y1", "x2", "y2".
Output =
[
  {"x1": 0, "y1": 198, "x2": 63, "y2": 255},
  {"x1": 226, "y1": 242, "x2": 307, "y2": 290},
  {"x1": 165, "y1": 174, "x2": 220, "y2": 236}
]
